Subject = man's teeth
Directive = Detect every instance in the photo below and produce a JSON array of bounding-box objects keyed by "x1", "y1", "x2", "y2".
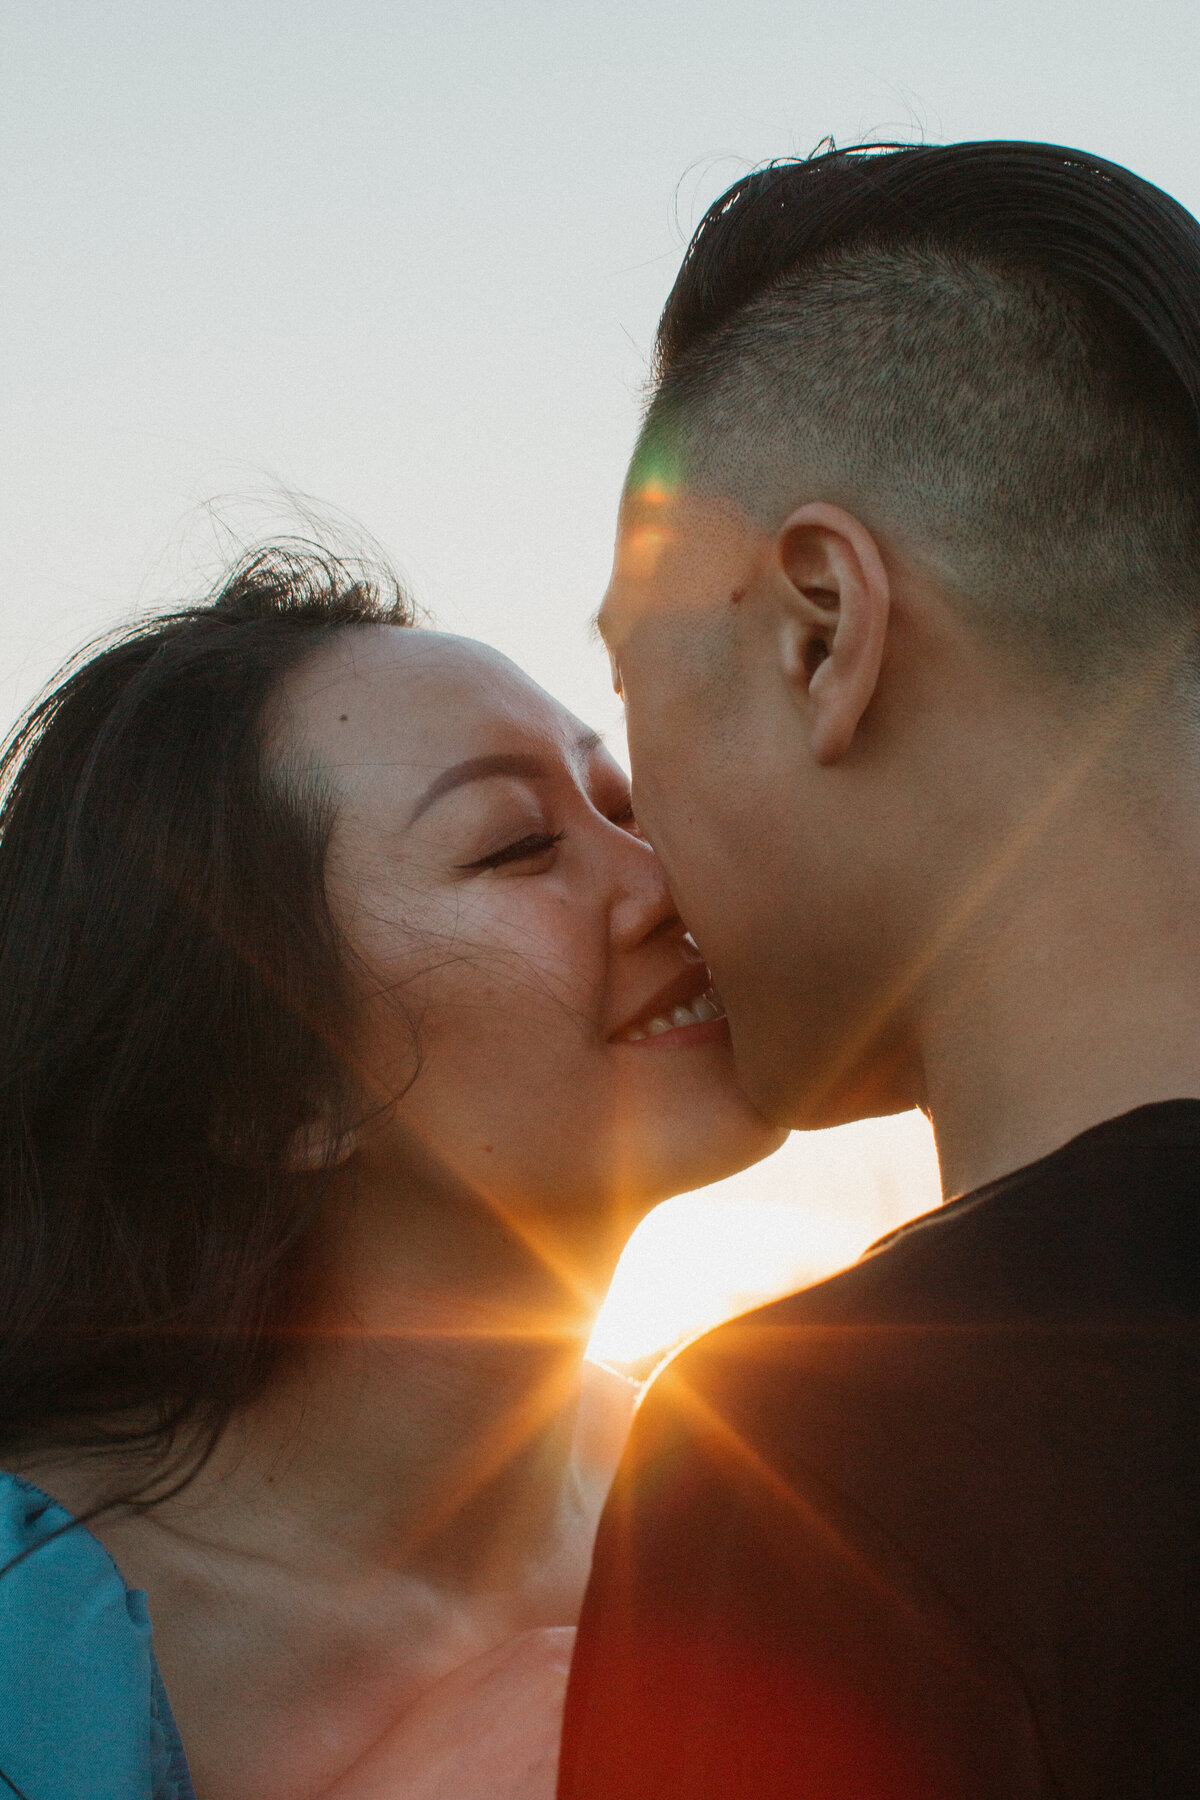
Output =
[{"x1": 621, "y1": 990, "x2": 725, "y2": 1043}]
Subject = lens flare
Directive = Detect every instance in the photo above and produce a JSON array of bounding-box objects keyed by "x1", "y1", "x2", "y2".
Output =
[{"x1": 588, "y1": 1112, "x2": 941, "y2": 1373}]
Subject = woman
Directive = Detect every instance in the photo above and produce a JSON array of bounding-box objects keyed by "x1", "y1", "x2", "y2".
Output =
[{"x1": 0, "y1": 546, "x2": 783, "y2": 1800}]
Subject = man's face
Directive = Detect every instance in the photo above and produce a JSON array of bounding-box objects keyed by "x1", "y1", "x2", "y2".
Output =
[
  {"x1": 599, "y1": 485, "x2": 805, "y2": 1121},
  {"x1": 599, "y1": 482, "x2": 918, "y2": 1129}
]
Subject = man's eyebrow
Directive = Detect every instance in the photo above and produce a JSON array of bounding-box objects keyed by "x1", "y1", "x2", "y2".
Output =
[{"x1": 408, "y1": 732, "x2": 604, "y2": 827}]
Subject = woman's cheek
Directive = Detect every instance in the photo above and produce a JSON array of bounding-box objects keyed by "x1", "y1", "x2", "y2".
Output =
[{"x1": 364, "y1": 884, "x2": 608, "y2": 1102}]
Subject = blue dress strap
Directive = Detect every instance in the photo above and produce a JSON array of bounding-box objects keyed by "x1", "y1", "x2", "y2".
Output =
[{"x1": 0, "y1": 1472, "x2": 195, "y2": 1800}]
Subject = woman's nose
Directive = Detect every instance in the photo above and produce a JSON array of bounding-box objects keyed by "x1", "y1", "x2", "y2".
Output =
[{"x1": 607, "y1": 832, "x2": 681, "y2": 950}]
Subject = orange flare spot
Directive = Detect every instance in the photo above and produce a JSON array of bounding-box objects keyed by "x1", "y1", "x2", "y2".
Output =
[{"x1": 617, "y1": 525, "x2": 672, "y2": 581}]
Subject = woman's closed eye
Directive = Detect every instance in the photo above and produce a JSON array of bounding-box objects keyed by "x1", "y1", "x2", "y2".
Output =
[{"x1": 458, "y1": 830, "x2": 566, "y2": 874}]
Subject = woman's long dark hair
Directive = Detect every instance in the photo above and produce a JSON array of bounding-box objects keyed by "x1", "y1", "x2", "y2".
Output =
[{"x1": 0, "y1": 544, "x2": 413, "y2": 1486}]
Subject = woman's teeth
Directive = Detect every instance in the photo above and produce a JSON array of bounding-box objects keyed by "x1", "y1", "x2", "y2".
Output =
[{"x1": 620, "y1": 989, "x2": 725, "y2": 1043}]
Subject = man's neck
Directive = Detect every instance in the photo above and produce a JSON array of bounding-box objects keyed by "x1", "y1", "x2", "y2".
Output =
[{"x1": 916, "y1": 763, "x2": 1200, "y2": 1198}]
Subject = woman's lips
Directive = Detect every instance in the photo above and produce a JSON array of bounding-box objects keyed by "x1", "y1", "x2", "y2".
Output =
[
  {"x1": 617, "y1": 1012, "x2": 730, "y2": 1049},
  {"x1": 611, "y1": 988, "x2": 728, "y2": 1046}
]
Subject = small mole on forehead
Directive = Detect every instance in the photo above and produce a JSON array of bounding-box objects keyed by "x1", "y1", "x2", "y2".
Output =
[{"x1": 339, "y1": 714, "x2": 349, "y2": 722}]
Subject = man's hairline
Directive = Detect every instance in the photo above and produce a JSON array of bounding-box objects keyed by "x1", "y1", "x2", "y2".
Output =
[{"x1": 608, "y1": 438, "x2": 1157, "y2": 712}]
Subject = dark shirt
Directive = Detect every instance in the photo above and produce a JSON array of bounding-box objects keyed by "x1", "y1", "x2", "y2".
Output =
[{"x1": 559, "y1": 1102, "x2": 1200, "y2": 1799}]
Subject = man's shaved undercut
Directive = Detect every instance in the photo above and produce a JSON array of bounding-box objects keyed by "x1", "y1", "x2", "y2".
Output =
[{"x1": 635, "y1": 143, "x2": 1200, "y2": 681}]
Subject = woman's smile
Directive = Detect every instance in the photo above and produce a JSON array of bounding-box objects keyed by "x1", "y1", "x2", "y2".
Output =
[
  {"x1": 274, "y1": 622, "x2": 785, "y2": 1223},
  {"x1": 608, "y1": 967, "x2": 729, "y2": 1047}
]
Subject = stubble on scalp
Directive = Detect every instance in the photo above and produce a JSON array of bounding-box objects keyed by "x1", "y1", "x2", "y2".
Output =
[{"x1": 631, "y1": 244, "x2": 1200, "y2": 695}]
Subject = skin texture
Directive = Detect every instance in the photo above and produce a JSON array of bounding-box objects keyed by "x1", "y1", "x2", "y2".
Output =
[
  {"x1": 294, "y1": 627, "x2": 782, "y2": 1235},
  {"x1": 599, "y1": 479, "x2": 1200, "y2": 1194},
  {"x1": 22, "y1": 628, "x2": 783, "y2": 1800}
]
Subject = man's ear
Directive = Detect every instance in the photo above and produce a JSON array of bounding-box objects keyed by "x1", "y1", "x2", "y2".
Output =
[{"x1": 773, "y1": 502, "x2": 891, "y2": 765}]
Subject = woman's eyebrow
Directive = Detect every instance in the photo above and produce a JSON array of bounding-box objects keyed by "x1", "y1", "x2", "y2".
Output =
[
  {"x1": 407, "y1": 733, "x2": 601, "y2": 828},
  {"x1": 408, "y1": 753, "x2": 545, "y2": 826}
]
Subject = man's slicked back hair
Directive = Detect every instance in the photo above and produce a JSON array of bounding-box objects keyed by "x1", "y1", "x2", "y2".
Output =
[{"x1": 638, "y1": 142, "x2": 1200, "y2": 673}]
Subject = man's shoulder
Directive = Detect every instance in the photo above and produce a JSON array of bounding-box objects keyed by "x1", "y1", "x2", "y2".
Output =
[
  {"x1": 690, "y1": 1096, "x2": 1200, "y2": 1355},
  {"x1": 661, "y1": 1159, "x2": 1059, "y2": 1386},
  {"x1": 634, "y1": 1198, "x2": 1003, "y2": 1467},
  {"x1": 631, "y1": 1100, "x2": 1200, "y2": 1484},
  {"x1": 584, "y1": 1109, "x2": 1200, "y2": 1800}
]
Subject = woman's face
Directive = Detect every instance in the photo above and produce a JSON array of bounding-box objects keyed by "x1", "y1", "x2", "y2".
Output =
[{"x1": 274, "y1": 626, "x2": 784, "y2": 1238}]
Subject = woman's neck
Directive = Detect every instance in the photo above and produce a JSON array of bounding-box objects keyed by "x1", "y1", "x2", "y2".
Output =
[
  {"x1": 183, "y1": 1310, "x2": 593, "y2": 1598},
  {"x1": 32, "y1": 1158, "x2": 618, "y2": 1615},
  {"x1": 13, "y1": 1165, "x2": 639, "y2": 1800}
]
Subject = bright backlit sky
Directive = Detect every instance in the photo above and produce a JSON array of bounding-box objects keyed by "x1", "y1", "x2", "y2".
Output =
[{"x1": 5, "y1": 0, "x2": 1199, "y2": 1364}]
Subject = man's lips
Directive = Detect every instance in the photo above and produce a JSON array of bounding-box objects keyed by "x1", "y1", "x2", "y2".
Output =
[{"x1": 609, "y1": 966, "x2": 728, "y2": 1045}]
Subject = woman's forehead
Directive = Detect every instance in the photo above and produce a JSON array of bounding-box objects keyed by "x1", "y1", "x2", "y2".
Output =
[{"x1": 275, "y1": 624, "x2": 581, "y2": 778}]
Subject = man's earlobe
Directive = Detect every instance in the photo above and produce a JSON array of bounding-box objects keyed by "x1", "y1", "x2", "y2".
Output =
[{"x1": 775, "y1": 503, "x2": 891, "y2": 765}]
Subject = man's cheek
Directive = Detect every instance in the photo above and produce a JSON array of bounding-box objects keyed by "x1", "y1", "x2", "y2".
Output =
[{"x1": 625, "y1": 722, "x2": 676, "y2": 828}]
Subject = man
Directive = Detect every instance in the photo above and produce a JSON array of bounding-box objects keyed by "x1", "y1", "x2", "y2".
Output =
[{"x1": 559, "y1": 143, "x2": 1200, "y2": 1798}]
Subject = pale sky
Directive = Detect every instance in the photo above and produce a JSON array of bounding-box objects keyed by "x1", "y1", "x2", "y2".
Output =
[{"x1": 4, "y1": 0, "x2": 1198, "y2": 1360}]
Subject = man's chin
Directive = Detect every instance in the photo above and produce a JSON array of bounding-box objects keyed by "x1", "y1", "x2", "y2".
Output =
[{"x1": 732, "y1": 1035, "x2": 919, "y2": 1134}]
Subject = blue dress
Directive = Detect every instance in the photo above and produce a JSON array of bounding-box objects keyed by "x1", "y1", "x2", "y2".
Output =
[{"x1": 0, "y1": 1472, "x2": 195, "y2": 1800}]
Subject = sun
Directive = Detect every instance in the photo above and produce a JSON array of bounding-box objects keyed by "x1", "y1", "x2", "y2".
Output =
[{"x1": 587, "y1": 1110, "x2": 941, "y2": 1374}]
